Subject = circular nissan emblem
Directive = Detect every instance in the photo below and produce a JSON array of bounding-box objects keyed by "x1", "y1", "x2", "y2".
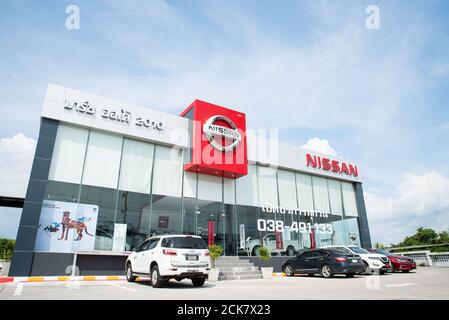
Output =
[{"x1": 202, "y1": 115, "x2": 242, "y2": 152}]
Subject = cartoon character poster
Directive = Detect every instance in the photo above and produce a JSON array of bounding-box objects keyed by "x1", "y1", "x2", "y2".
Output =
[{"x1": 35, "y1": 200, "x2": 99, "y2": 253}]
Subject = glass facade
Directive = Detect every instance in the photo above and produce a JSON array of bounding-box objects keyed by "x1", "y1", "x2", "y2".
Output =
[{"x1": 42, "y1": 123, "x2": 364, "y2": 255}]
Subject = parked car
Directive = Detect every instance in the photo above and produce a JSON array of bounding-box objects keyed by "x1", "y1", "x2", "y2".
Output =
[
  {"x1": 322, "y1": 245, "x2": 391, "y2": 274},
  {"x1": 282, "y1": 248, "x2": 365, "y2": 278},
  {"x1": 245, "y1": 233, "x2": 299, "y2": 256},
  {"x1": 125, "y1": 234, "x2": 210, "y2": 288},
  {"x1": 367, "y1": 248, "x2": 416, "y2": 272}
]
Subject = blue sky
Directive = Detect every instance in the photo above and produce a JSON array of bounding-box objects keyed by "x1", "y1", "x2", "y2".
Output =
[{"x1": 0, "y1": 0, "x2": 448, "y2": 244}]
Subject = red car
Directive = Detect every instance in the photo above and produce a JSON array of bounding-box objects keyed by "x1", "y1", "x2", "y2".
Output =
[{"x1": 368, "y1": 249, "x2": 416, "y2": 272}]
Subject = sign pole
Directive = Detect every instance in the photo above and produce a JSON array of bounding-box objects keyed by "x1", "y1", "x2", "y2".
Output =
[{"x1": 71, "y1": 251, "x2": 77, "y2": 277}]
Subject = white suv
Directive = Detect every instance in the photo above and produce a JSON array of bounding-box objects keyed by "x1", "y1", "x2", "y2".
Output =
[
  {"x1": 322, "y1": 245, "x2": 390, "y2": 274},
  {"x1": 125, "y1": 234, "x2": 210, "y2": 287}
]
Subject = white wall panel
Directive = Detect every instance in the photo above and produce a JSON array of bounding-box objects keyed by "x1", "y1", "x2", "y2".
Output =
[
  {"x1": 118, "y1": 139, "x2": 154, "y2": 194},
  {"x1": 257, "y1": 166, "x2": 278, "y2": 207},
  {"x1": 296, "y1": 173, "x2": 314, "y2": 211},
  {"x1": 49, "y1": 125, "x2": 89, "y2": 184},
  {"x1": 151, "y1": 146, "x2": 183, "y2": 197},
  {"x1": 82, "y1": 131, "x2": 123, "y2": 188},
  {"x1": 236, "y1": 164, "x2": 258, "y2": 206},
  {"x1": 342, "y1": 182, "x2": 358, "y2": 217},
  {"x1": 312, "y1": 176, "x2": 330, "y2": 212},
  {"x1": 183, "y1": 171, "x2": 197, "y2": 198},
  {"x1": 278, "y1": 170, "x2": 297, "y2": 208},
  {"x1": 198, "y1": 174, "x2": 222, "y2": 202},
  {"x1": 328, "y1": 179, "x2": 343, "y2": 216},
  {"x1": 223, "y1": 178, "x2": 235, "y2": 204}
]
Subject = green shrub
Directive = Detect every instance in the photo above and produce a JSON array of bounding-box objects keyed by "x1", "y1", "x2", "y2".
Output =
[
  {"x1": 208, "y1": 245, "x2": 223, "y2": 268},
  {"x1": 258, "y1": 246, "x2": 271, "y2": 267},
  {"x1": 0, "y1": 238, "x2": 15, "y2": 261}
]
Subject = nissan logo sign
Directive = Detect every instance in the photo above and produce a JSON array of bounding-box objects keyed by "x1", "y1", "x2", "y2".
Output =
[{"x1": 202, "y1": 115, "x2": 242, "y2": 152}]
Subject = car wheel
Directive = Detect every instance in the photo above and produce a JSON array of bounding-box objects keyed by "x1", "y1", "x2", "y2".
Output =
[
  {"x1": 150, "y1": 265, "x2": 164, "y2": 288},
  {"x1": 345, "y1": 273, "x2": 355, "y2": 278},
  {"x1": 320, "y1": 264, "x2": 333, "y2": 278},
  {"x1": 191, "y1": 277, "x2": 206, "y2": 287},
  {"x1": 286, "y1": 246, "x2": 295, "y2": 256},
  {"x1": 284, "y1": 264, "x2": 294, "y2": 277},
  {"x1": 126, "y1": 263, "x2": 136, "y2": 283},
  {"x1": 363, "y1": 261, "x2": 371, "y2": 274},
  {"x1": 252, "y1": 245, "x2": 261, "y2": 256}
]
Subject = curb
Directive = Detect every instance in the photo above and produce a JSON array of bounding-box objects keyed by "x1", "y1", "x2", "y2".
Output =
[
  {"x1": 272, "y1": 273, "x2": 286, "y2": 277},
  {"x1": 0, "y1": 276, "x2": 127, "y2": 283}
]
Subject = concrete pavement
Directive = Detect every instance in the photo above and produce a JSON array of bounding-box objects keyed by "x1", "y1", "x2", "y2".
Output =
[{"x1": 1, "y1": 267, "x2": 448, "y2": 300}]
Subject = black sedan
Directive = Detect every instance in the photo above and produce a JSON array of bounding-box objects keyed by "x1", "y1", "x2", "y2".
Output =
[{"x1": 282, "y1": 249, "x2": 365, "y2": 278}]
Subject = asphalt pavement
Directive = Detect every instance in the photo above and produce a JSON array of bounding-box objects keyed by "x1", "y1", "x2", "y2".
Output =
[{"x1": 1, "y1": 267, "x2": 448, "y2": 300}]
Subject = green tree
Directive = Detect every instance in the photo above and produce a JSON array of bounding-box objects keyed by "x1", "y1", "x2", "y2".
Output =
[
  {"x1": 208, "y1": 245, "x2": 223, "y2": 269},
  {"x1": 374, "y1": 242, "x2": 385, "y2": 249},
  {"x1": 396, "y1": 227, "x2": 439, "y2": 247},
  {"x1": 438, "y1": 231, "x2": 449, "y2": 244},
  {"x1": 0, "y1": 238, "x2": 15, "y2": 261}
]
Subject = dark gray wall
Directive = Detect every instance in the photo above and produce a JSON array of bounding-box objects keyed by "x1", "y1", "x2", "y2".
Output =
[
  {"x1": 30, "y1": 253, "x2": 127, "y2": 276},
  {"x1": 354, "y1": 182, "x2": 372, "y2": 249},
  {"x1": 241, "y1": 256, "x2": 291, "y2": 272},
  {"x1": 9, "y1": 118, "x2": 58, "y2": 276}
]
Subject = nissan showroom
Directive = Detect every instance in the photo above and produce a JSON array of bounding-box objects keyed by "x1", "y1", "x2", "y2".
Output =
[{"x1": 9, "y1": 83, "x2": 372, "y2": 278}]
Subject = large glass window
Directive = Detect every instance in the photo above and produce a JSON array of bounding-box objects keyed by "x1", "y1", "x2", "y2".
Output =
[
  {"x1": 78, "y1": 185, "x2": 118, "y2": 251},
  {"x1": 115, "y1": 191, "x2": 151, "y2": 251},
  {"x1": 342, "y1": 217, "x2": 361, "y2": 246},
  {"x1": 235, "y1": 205, "x2": 260, "y2": 256},
  {"x1": 195, "y1": 200, "x2": 224, "y2": 247},
  {"x1": 151, "y1": 146, "x2": 183, "y2": 197},
  {"x1": 44, "y1": 180, "x2": 80, "y2": 203},
  {"x1": 82, "y1": 131, "x2": 122, "y2": 189},
  {"x1": 118, "y1": 138, "x2": 154, "y2": 194},
  {"x1": 149, "y1": 195, "x2": 182, "y2": 235},
  {"x1": 48, "y1": 125, "x2": 88, "y2": 184}
]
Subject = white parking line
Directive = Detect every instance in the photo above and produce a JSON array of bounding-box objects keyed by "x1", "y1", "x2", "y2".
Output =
[
  {"x1": 13, "y1": 283, "x2": 24, "y2": 296},
  {"x1": 108, "y1": 282, "x2": 138, "y2": 292},
  {"x1": 386, "y1": 283, "x2": 416, "y2": 288}
]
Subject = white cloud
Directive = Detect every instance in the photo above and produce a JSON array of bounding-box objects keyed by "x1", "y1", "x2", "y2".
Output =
[
  {"x1": 301, "y1": 137, "x2": 337, "y2": 156},
  {"x1": 0, "y1": 133, "x2": 36, "y2": 198},
  {"x1": 365, "y1": 171, "x2": 449, "y2": 245}
]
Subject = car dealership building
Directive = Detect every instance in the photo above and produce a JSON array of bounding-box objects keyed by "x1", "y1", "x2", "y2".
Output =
[{"x1": 9, "y1": 84, "x2": 372, "y2": 276}]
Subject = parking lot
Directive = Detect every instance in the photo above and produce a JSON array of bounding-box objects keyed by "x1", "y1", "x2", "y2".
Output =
[{"x1": 1, "y1": 268, "x2": 448, "y2": 300}]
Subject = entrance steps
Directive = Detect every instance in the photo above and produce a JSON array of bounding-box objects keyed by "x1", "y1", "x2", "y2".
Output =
[{"x1": 215, "y1": 256, "x2": 263, "y2": 280}]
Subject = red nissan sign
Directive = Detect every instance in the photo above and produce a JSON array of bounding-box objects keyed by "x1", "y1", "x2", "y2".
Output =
[
  {"x1": 180, "y1": 100, "x2": 248, "y2": 179},
  {"x1": 306, "y1": 153, "x2": 359, "y2": 177}
]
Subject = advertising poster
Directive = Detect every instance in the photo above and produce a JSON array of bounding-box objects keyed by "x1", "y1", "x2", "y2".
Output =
[{"x1": 35, "y1": 200, "x2": 99, "y2": 253}]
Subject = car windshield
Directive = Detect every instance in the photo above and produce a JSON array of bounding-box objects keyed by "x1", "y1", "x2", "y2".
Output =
[
  {"x1": 332, "y1": 250, "x2": 351, "y2": 256},
  {"x1": 376, "y1": 249, "x2": 392, "y2": 255},
  {"x1": 348, "y1": 246, "x2": 369, "y2": 254},
  {"x1": 171, "y1": 237, "x2": 207, "y2": 249}
]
